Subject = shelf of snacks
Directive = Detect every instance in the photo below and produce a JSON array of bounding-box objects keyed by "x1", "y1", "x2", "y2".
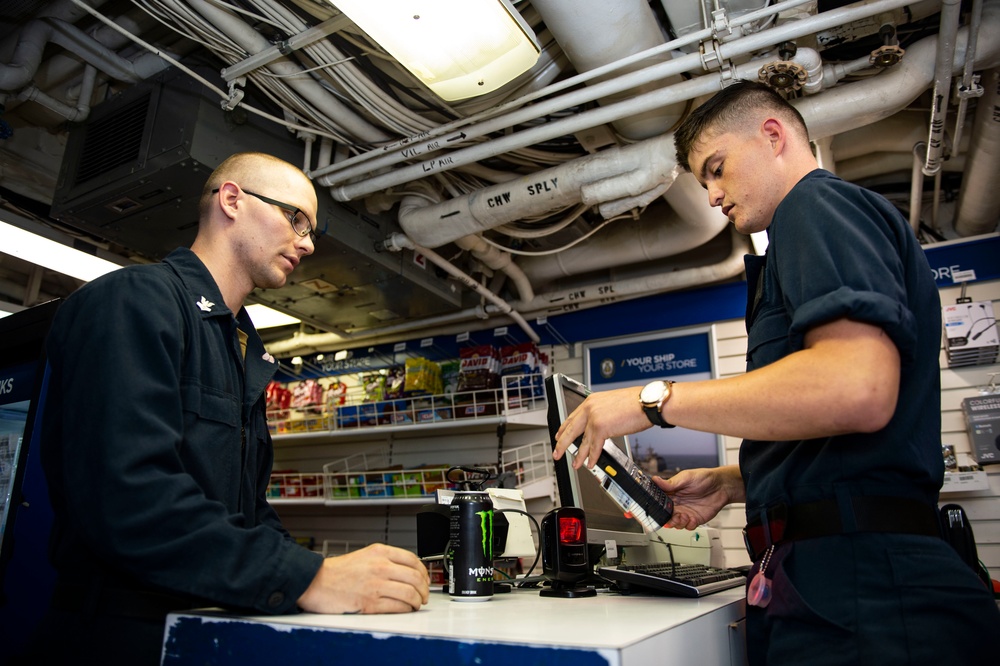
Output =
[
  {"x1": 267, "y1": 374, "x2": 548, "y2": 441},
  {"x1": 265, "y1": 342, "x2": 548, "y2": 440},
  {"x1": 267, "y1": 440, "x2": 555, "y2": 507}
]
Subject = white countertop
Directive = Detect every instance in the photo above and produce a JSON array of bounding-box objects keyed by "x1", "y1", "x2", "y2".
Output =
[{"x1": 169, "y1": 586, "x2": 745, "y2": 651}]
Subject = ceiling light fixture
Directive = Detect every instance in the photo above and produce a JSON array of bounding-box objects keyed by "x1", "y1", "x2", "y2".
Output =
[
  {"x1": 0, "y1": 219, "x2": 122, "y2": 282},
  {"x1": 330, "y1": 0, "x2": 540, "y2": 101}
]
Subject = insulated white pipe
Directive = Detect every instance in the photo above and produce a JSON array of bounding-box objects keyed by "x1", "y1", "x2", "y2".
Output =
[
  {"x1": 381, "y1": 233, "x2": 540, "y2": 343},
  {"x1": 829, "y1": 113, "x2": 930, "y2": 161},
  {"x1": 16, "y1": 62, "x2": 96, "y2": 121},
  {"x1": 499, "y1": 227, "x2": 750, "y2": 316},
  {"x1": 836, "y1": 153, "x2": 965, "y2": 182},
  {"x1": 0, "y1": 18, "x2": 166, "y2": 90},
  {"x1": 397, "y1": 133, "x2": 680, "y2": 248},
  {"x1": 955, "y1": 68, "x2": 1000, "y2": 236},
  {"x1": 452, "y1": 234, "x2": 536, "y2": 303},
  {"x1": 530, "y1": 0, "x2": 685, "y2": 140},
  {"x1": 516, "y1": 173, "x2": 730, "y2": 285}
]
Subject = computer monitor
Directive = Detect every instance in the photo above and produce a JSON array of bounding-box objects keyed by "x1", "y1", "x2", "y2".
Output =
[
  {"x1": 0, "y1": 299, "x2": 60, "y2": 656},
  {"x1": 545, "y1": 373, "x2": 650, "y2": 549}
]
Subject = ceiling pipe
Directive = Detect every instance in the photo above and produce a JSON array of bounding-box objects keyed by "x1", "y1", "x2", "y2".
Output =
[
  {"x1": 0, "y1": 18, "x2": 167, "y2": 91},
  {"x1": 380, "y1": 233, "x2": 540, "y2": 344},
  {"x1": 923, "y1": 0, "x2": 963, "y2": 176},
  {"x1": 452, "y1": 234, "x2": 536, "y2": 303},
  {"x1": 952, "y1": 0, "x2": 985, "y2": 156},
  {"x1": 392, "y1": 44, "x2": 880, "y2": 250},
  {"x1": 955, "y1": 68, "x2": 1000, "y2": 236},
  {"x1": 836, "y1": 153, "x2": 966, "y2": 183},
  {"x1": 515, "y1": 172, "x2": 730, "y2": 285},
  {"x1": 15, "y1": 62, "x2": 96, "y2": 121},
  {"x1": 910, "y1": 142, "x2": 928, "y2": 234},
  {"x1": 499, "y1": 227, "x2": 750, "y2": 316},
  {"x1": 397, "y1": 133, "x2": 681, "y2": 248},
  {"x1": 829, "y1": 113, "x2": 930, "y2": 160},
  {"x1": 798, "y1": 0, "x2": 1000, "y2": 141},
  {"x1": 530, "y1": 0, "x2": 686, "y2": 140}
]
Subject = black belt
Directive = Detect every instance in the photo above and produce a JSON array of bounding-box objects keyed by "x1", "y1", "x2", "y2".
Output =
[
  {"x1": 742, "y1": 496, "x2": 941, "y2": 561},
  {"x1": 51, "y1": 583, "x2": 201, "y2": 622}
]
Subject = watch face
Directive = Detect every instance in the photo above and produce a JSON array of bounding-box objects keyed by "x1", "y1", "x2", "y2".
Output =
[{"x1": 640, "y1": 380, "x2": 666, "y2": 404}]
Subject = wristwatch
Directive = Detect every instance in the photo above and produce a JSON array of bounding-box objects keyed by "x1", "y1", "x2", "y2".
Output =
[{"x1": 639, "y1": 380, "x2": 675, "y2": 428}]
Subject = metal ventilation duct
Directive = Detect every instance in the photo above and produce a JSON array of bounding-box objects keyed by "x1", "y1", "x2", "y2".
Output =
[{"x1": 50, "y1": 67, "x2": 460, "y2": 335}]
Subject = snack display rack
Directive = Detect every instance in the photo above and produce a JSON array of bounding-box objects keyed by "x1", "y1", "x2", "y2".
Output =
[
  {"x1": 266, "y1": 373, "x2": 546, "y2": 436},
  {"x1": 268, "y1": 439, "x2": 555, "y2": 506}
]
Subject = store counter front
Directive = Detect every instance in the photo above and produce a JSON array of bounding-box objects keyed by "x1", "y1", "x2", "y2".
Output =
[{"x1": 162, "y1": 587, "x2": 746, "y2": 666}]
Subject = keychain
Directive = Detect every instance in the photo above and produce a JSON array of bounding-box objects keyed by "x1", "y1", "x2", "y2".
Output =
[{"x1": 747, "y1": 544, "x2": 774, "y2": 607}]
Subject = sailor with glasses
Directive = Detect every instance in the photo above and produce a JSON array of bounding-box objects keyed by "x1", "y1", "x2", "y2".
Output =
[{"x1": 23, "y1": 152, "x2": 430, "y2": 666}]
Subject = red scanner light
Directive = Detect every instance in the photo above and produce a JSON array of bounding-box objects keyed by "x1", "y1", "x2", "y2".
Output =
[{"x1": 558, "y1": 516, "x2": 584, "y2": 544}]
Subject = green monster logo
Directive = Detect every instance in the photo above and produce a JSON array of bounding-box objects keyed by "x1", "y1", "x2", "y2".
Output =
[{"x1": 476, "y1": 509, "x2": 493, "y2": 559}]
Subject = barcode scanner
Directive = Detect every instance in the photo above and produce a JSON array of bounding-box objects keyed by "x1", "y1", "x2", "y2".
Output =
[{"x1": 540, "y1": 507, "x2": 597, "y2": 598}]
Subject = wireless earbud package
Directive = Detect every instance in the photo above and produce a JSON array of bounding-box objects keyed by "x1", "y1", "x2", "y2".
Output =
[{"x1": 943, "y1": 301, "x2": 998, "y2": 368}]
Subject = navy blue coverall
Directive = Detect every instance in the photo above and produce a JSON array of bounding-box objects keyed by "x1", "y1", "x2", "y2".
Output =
[
  {"x1": 27, "y1": 247, "x2": 322, "y2": 663},
  {"x1": 740, "y1": 170, "x2": 999, "y2": 665}
]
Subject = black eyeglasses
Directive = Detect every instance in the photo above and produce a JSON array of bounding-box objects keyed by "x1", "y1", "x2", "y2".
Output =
[{"x1": 212, "y1": 187, "x2": 323, "y2": 243}]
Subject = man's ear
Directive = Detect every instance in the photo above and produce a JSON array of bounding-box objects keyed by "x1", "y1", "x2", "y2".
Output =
[
  {"x1": 761, "y1": 118, "x2": 785, "y2": 155},
  {"x1": 216, "y1": 181, "x2": 240, "y2": 221}
]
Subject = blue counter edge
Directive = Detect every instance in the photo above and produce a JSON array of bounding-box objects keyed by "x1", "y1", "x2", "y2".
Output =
[{"x1": 162, "y1": 614, "x2": 616, "y2": 666}]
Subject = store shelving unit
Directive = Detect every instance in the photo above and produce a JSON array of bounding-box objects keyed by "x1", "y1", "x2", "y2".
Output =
[{"x1": 267, "y1": 374, "x2": 555, "y2": 507}]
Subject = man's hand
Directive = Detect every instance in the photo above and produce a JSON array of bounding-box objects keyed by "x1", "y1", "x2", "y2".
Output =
[
  {"x1": 552, "y1": 387, "x2": 651, "y2": 469},
  {"x1": 658, "y1": 465, "x2": 745, "y2": 530},
  {"x1": 297, "y1": 543, "x2": 430, "y2": 614}
]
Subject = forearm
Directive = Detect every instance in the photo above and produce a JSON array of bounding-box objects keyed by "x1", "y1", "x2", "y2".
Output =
[{"x1": 663, "y1": 319, "x2": 900, "y2": 441}]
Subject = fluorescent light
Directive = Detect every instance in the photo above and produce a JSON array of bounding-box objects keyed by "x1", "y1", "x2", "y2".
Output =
[
  {"x1": 332, "y1": 0, "x2": 540, "y2": 101},
  {"x1": 0, "y1": 220, "x2": 122, "y2": 282},
  {"x1": 245, "y1": 304, "x2": 301, "y2": 329}
]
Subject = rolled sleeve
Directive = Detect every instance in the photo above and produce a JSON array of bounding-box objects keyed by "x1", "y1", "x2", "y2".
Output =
[
  {"x1": 789, "y1": 286, "x2": 918, "y2": 360},
  {"x1": 771, "y1": 172, "x2": 918, "y2": 360}
]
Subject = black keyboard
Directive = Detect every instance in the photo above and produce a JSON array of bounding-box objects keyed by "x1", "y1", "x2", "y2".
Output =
[{"x1": 598, "y1": 562, "x2": 746, "y2": 598}]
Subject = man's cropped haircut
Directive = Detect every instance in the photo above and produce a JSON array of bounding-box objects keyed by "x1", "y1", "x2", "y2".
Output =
[{"x1": 674, "y1": 81, "x2": 808, "y2": 172}]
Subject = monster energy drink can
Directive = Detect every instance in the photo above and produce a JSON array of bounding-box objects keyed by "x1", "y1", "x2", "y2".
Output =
[{"x1": 446, "y1": 491, "x2": 494, "y2": 601}]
